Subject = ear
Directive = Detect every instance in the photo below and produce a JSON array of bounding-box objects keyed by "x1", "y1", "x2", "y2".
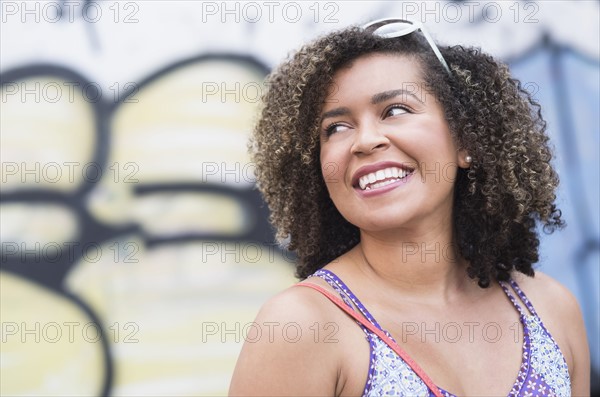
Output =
[{"x1": 457, "y1": 148, "x2": 471, "y2": 169}]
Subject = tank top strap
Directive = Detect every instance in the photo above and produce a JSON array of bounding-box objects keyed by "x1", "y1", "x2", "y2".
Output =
[
  {"x1": 310, "y1": 269, "x2": 355, "y2": 309},
  {"x1": 499, "y1": 280, "x2": 526, "y2": 317},
  {"x1": 310, "y1": 269, "x2": 388, "y2": 334},
  {"x1": 508, "y1": 279, "x2": 540, "y2": 317},
  {"x1": 499, "y1": 278, "x2": 539, "y2": 318}
]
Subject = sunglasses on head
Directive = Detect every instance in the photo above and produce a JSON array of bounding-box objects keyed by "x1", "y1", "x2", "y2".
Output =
[{"x1": 362, "y1": 18, "x2": 451, "y2": 75}]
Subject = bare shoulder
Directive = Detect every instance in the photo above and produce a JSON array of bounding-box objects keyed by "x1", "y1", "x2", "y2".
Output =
[
  {"x1": 252, "y1": 283, "x2": 329, "y2": 325},
  {"x1": 229, "y1": 284, "x2": 342, "y2": 396},
  {"x1": 512, "y1": 271, "x2": 590, "y2": 395},
  {"x1": 511, "y1": 271, "x2": 581, "y2": 322}
]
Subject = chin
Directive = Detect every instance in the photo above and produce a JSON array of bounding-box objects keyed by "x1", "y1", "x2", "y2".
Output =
[{"x1": 345, "y1": 213, "x2": 416, "y2": 234}]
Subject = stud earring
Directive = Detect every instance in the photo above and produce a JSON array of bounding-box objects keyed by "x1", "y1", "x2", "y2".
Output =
[{"x1": 465, "y1": 155, "x2": 472, "y2": 164}]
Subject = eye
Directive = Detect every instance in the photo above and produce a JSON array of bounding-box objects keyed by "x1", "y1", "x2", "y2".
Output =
[
  {"x1": 323, "y1": 122, "x2": 349, "y2": 136},
  {"x1": 384, "y1": 104, "x2": 410, "y2": 118}
]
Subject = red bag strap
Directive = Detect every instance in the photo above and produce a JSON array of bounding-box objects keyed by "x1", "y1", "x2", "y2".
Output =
[{"x1": 295, "y1": 281, "x2": 443, "y2": 397}]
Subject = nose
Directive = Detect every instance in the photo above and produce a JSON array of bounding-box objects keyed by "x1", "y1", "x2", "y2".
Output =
[{"x1": 350, "y1": 123, "x2": 390, "y2": 155}]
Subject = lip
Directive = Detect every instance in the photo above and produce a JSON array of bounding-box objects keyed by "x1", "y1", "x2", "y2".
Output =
[{"x1": 351, "y1": 161, "x2": 415, "y2": 187}]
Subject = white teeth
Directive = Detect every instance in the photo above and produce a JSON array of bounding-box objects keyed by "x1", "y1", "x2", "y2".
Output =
[
  {"x1": 357, "y1": 167, "x2": 411, "y2": 191},
  {"x1": 371, "y1": 179, "x2": 397, "y2": 189}
]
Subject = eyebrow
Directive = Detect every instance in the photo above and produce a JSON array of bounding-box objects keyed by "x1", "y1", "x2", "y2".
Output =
[
  {"x1": 320, "y1": 89, "x2": 424, "y2": 124},
  {"x1": 320, "y1": 107, "x2": 351, "y2": 124},
  {"x1": 371, "y1": 89, "x2": 424, "y2": 105}
]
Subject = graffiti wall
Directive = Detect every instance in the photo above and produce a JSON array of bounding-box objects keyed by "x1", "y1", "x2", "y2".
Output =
[{"x1": 1, "y1": 1, "x2": 598, "y2": 395}]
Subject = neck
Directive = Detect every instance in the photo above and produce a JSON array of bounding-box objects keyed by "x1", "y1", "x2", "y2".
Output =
[{"x1": 351, "y1": 223, "x2": 472, "y2": 304}]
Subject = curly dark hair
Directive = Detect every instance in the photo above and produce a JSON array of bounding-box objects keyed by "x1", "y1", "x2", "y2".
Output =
[{"x1": 251, "y1": 25, "x2": 564, "y2": 287}]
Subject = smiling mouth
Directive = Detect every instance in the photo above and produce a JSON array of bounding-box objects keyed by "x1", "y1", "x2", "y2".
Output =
[{"x1": 357, "y1": 167, "x2": 414, "y2": 191}]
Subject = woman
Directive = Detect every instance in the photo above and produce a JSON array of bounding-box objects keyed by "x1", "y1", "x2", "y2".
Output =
[{"x1": 229, "y1": 19, "x2": 590, "y2": 396}]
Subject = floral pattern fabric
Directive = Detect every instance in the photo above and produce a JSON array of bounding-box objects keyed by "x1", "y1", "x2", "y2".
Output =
[{"x1": 310, "y1": 270, "x2": 571, "y2": 397}]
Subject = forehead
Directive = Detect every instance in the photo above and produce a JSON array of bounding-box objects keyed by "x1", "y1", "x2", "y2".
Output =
[{"x1": 325, "y1": 53, "x2": 425, "y2": 101}]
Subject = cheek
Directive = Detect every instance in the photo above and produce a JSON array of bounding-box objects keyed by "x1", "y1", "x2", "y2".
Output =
[
  {"x1": 411, "y1": 123, "x2": 457, "y2": 158},
  {"x1": 321, "y1": 161, "x2": 341, "y2": 187},
  {"x1": 319, "y1": 145, "x2": 346, "y2": 188},
  {"x1": 420, "y1": 131, "x2": 461, "y2": 186}
]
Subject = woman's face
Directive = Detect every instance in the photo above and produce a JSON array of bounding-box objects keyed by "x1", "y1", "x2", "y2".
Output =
[{"x1": 319, "y1": 53, "x2": 468, "y2": 233}]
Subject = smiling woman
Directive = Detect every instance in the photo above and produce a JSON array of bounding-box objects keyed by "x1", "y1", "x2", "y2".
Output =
[
  {"x1": 229, "y1": 19, "x2": 590, "y2": 397},
  {"x1": 319, "y1": 54, "x2": 462, "y2": 235}
]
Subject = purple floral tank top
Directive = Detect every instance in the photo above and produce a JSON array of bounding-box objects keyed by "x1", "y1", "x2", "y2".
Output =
[{"x1": 310, "y1": 269, "x2": 571, "y2": 397}]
